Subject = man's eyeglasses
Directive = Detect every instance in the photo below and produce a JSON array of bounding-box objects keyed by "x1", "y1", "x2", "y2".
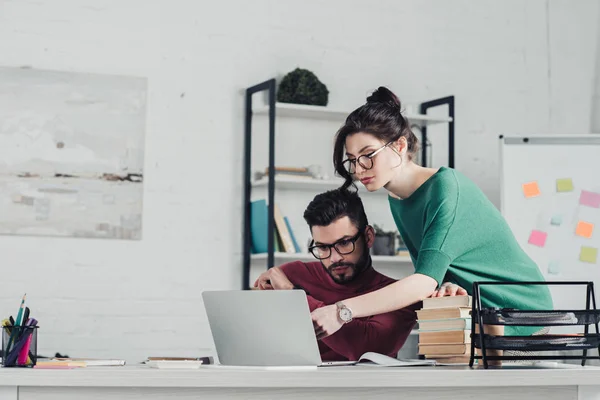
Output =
[
  {"x1": 309, "y1": 230, "x2": 363, "y2": 260},
  {"x1": 342, "y1": 141, "x2": 394, "y2": 174}
]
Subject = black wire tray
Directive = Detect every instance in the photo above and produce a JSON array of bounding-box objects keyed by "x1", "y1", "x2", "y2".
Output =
[
  {"x1": 473, "y1": 334, "x2": 600, "y2": 351},
  {"x1": 474, "y1": 309, "x2": 600, "y2": 326}
]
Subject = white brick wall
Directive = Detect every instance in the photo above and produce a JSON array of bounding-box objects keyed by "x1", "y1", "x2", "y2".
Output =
[{"x1": 0, "y1": 0, "x2": 597, "y2": 363}]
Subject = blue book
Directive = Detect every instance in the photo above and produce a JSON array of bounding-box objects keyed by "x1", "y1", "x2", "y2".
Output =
[
  {"x1": 251, "y1": 200, "x2": 268, "y2": 253},
  {"x1": 250, "y1": 200, "x2": 279, "y2": 253},
  {"x1": 284, "y1": 216, "x2": 301, "y2": 253}
]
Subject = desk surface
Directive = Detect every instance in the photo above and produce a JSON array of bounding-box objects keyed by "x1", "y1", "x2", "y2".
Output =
[{"x1": 1, "y1": 364, "x2": 600, "y2": 388}]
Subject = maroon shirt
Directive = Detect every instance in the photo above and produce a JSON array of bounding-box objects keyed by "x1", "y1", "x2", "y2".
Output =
[{"x1": 279, "y1": 261, "x2": 419, "y2": 361}]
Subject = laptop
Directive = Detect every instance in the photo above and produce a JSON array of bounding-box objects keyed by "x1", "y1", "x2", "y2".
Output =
[{"x1": 202, "y1": 290, "x2": 355, "y2": 367}]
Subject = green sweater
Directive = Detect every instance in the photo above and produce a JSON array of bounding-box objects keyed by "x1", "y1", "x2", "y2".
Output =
[{"x1": 389, "y1": 167, "x2": 553, "y2": 335}]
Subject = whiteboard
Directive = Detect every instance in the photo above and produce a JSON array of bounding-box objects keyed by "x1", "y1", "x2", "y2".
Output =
[{"x1": 500, "y1": 135, "x2": 600, "y2": 314}]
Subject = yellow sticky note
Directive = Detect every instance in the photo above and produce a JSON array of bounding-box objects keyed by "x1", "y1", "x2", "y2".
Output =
[
  {"x1": 580, "y1": 247, "x2": 598, "y2": 264},
  {"x1": 556, "y1": 178, "x2": 574, "y2": 192},
  {"x1": 522, "y1": 182, "x2": 541, "y2": 198},
  {"x1": 576, "y1": 221, "x2": 594, "y2": 238}
]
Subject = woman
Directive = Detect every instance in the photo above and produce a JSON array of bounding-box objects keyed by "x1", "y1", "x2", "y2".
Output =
[{"x1": 312, "y1": 87, "x2": 553, "y2": 346}]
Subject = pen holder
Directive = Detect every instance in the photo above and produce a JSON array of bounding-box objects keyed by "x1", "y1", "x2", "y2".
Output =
[{"x1": 2, "y1": 325, "x2": 38, "y2": 367}]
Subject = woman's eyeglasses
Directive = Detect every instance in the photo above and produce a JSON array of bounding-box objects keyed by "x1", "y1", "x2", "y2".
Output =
[
  {"x1": 308, "y1": 230, "x2": 363, "y2": 260},
  {"x1": 342, "y1": 141, "x2": 394, "y2": 174}
]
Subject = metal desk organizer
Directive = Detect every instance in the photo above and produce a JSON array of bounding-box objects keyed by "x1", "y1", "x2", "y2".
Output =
[{"x1": 469, "y1": 281, "x2": 600, "y2": 369}]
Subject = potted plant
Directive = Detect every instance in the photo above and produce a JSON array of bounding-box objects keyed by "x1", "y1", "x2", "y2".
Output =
[{"x1": 277, "y1": 68, "x2": 329, "y2": 106}]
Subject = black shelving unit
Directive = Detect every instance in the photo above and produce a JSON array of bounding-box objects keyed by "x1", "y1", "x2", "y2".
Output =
[
  {"x1": 242, "y1": 78, "x2": 455, "y2": 289},
  {"x1": 470, "y1": 281, "x2": 600, "y2": 369}
]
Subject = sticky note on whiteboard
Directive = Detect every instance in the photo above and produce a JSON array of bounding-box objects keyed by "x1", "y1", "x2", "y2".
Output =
[
  {"x1": 575, "y1": 221, "x2": 594, "y2": 239},
  {"x1": 522, "y1": 182, "x2": 541, "y2": 198},
  {"x1": 556, "y1": 178, "x2": 574, "y2": 192},
  {"x1": 550, "y1": 215, "x2": 563, "y2": 226},
  {"x1": 528, "y1": 230, "x2": 547, "y2": 247},
  {"x1": 580, "y1": 247, "x2": 598, "y2": 264},
  {"x1": 580, "y1": 190, "x2": 600, "y2": 208}
]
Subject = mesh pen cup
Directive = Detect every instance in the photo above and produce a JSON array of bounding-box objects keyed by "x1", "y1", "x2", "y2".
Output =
[{"x1": 2, "y1": 325, "x2": 38, "y2": 367}]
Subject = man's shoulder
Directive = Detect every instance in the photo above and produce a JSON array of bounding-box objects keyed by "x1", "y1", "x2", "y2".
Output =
[
  {"x1": 369, "y1": 269, "x2": 397, "y2": 286},
  {"x1": 279, "y1": 260, "x2": 322, "y2": 276}
]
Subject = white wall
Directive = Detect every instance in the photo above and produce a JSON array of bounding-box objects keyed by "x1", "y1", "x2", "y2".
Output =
[
  {"x1": 0, "y1": 0, "x2": 597, "y2": 363},
  {"x1": 591, "y1": 3, "x2": 600, "y2": 132}
]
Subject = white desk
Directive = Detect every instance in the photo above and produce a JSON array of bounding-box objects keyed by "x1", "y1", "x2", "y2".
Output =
[{"x1": 1, "y1": 364, "x2": 600, "y2": 400}]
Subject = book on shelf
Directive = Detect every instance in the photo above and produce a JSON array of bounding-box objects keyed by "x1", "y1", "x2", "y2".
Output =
[
  {"x1": 250, "y1": 199, "x2": 300, "y2": 255},
  {"x1": 273, "y1": 174, "x2": 316, "y2": 180},
  {"x1": 422, "y1": 295, "x2": 472, "y2": 310},
  {"x1": 416, "y1": 307, "x2": 471, "y2": 321},
  {"x1": 418, "y1": 343, "x2": 469, "y2": 356},
  {"x1": 418, "y1": 330, "x2": 471, "y2": 345},
  {"x1": 273, "y1": 204, "x2": 296, "y2": 253},
  {"x1": 284, "y1": 216, "x2": 301, "y2": 253},
  {"x1": 418, "y1": 318, "x2": 471, "y2": 332},
  {"x1": 256, "y1": 166, "x2": 318, "y2": 181},
  {"x1": 264, "y1": 166, "x2": 310, "y2": 174}
]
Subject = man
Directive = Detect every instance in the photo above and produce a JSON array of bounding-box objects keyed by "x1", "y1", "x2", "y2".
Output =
[{"x1": 254, "y1": 188, "x2": 465, "y2": 362}]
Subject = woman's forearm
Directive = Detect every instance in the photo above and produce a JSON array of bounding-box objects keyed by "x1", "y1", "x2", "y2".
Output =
[{"x1": 344, "y1": 273, "x2": 438, "y2": 318}]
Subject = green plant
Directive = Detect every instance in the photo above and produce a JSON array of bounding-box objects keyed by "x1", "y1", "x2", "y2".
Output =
[{"x1": 277, "y1": 68, "x2": 329, "y2": 106}]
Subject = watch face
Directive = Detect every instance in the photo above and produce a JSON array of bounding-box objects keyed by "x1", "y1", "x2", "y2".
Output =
[{"x1": 340, "y1": 308, "x2": 352, "y2": 322}]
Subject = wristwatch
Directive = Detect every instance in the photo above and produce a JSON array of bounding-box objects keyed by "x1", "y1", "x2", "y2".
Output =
[{"x1": 335, "y1": 301, "x2": 353, "y2": 323}]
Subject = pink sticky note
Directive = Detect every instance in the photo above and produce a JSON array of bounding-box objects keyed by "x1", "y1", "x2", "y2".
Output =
[
  {"x1": 580, "y1": 190, "x2": 600, "y2": 208},
  {"x1": 528, "y1": 230, "x2": 547, "y2": 247}
]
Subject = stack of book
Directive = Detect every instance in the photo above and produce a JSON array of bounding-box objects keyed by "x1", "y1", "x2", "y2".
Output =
[{"x1": 417, "y1": 295, "x2": 473, "y2": 364}]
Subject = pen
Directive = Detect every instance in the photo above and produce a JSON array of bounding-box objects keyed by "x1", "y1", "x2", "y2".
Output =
[
  {"x1": 14, "y1": 294, "x2": 26, "y2": 326},
  {"x1": 6, "y1": 294, "x2": 26, "y2": 356},
  {"x1": 22, "y1": 307, "x2": 30, "y2": 327},
  {"x1": 17, "y1": 319, "x2": 36, "y2": 365}
]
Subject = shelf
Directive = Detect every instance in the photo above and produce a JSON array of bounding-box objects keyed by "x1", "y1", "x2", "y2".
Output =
[
  {"x1": 253, "y1": 102, "x2": 453, "y2": 127},
  {"x1": 252, "y1": 176, "x2": 342, "y2": 190},
  {"x1": 251, "y1": 175, "x2": 390, "y2": 196},
  {"x1": 251, "y1": 252, "x2": 412, "y2": 265},
  {"x1": 474, "y1": 334, "x2": 600, "y2": 351},
  {"x1": 476, "y1": 309, "x2": 600, "y2": 326}
]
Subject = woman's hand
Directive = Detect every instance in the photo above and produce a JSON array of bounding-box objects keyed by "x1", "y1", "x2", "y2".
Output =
[
  {"x1": 311, "y1": 304, "x2": 342, "y2": 340},
  {"x1": 430, "y1": 282, "x2": 468, "y2": 297}
]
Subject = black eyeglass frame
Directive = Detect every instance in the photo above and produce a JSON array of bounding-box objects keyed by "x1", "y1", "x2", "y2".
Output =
[
  {"x1": 308, "y1": 229, "x2": 365, "y2": 260},
  {"x1": 342, "y1": 141, "x2": 396, "y2": 174}
]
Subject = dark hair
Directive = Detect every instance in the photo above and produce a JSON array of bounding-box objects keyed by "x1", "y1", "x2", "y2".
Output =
[
  {"x1": 303, "y1": 188, "x2": 368, "y2": 231},
  {"x1": 333, "y1": 86, "x2": 419, "y2": 190}
]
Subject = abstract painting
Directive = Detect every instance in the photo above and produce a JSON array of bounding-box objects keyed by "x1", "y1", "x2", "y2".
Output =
[{"x1": 0, "y1": 66, "x2": 147, "y2": 239}]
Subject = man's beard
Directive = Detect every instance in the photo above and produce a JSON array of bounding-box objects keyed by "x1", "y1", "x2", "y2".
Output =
[{"x1": 322, "y1": 241, "x2": 371, "y2": 284}]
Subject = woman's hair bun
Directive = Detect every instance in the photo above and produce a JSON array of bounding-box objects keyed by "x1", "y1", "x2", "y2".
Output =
[{"x1": 366, "y1": 86, "x2": 401, "y2": 111}]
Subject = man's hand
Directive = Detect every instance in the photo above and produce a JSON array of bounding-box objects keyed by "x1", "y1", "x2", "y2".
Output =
[
  {"x1": 430, "y1": 282, "x2": 468, "y2": 297},
  {"x1": 311, "y1": 304, "x2": 342, "y2": 340},
  {"x1": 253, "y1": 267, "x2": 294, "y2": 290}
]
